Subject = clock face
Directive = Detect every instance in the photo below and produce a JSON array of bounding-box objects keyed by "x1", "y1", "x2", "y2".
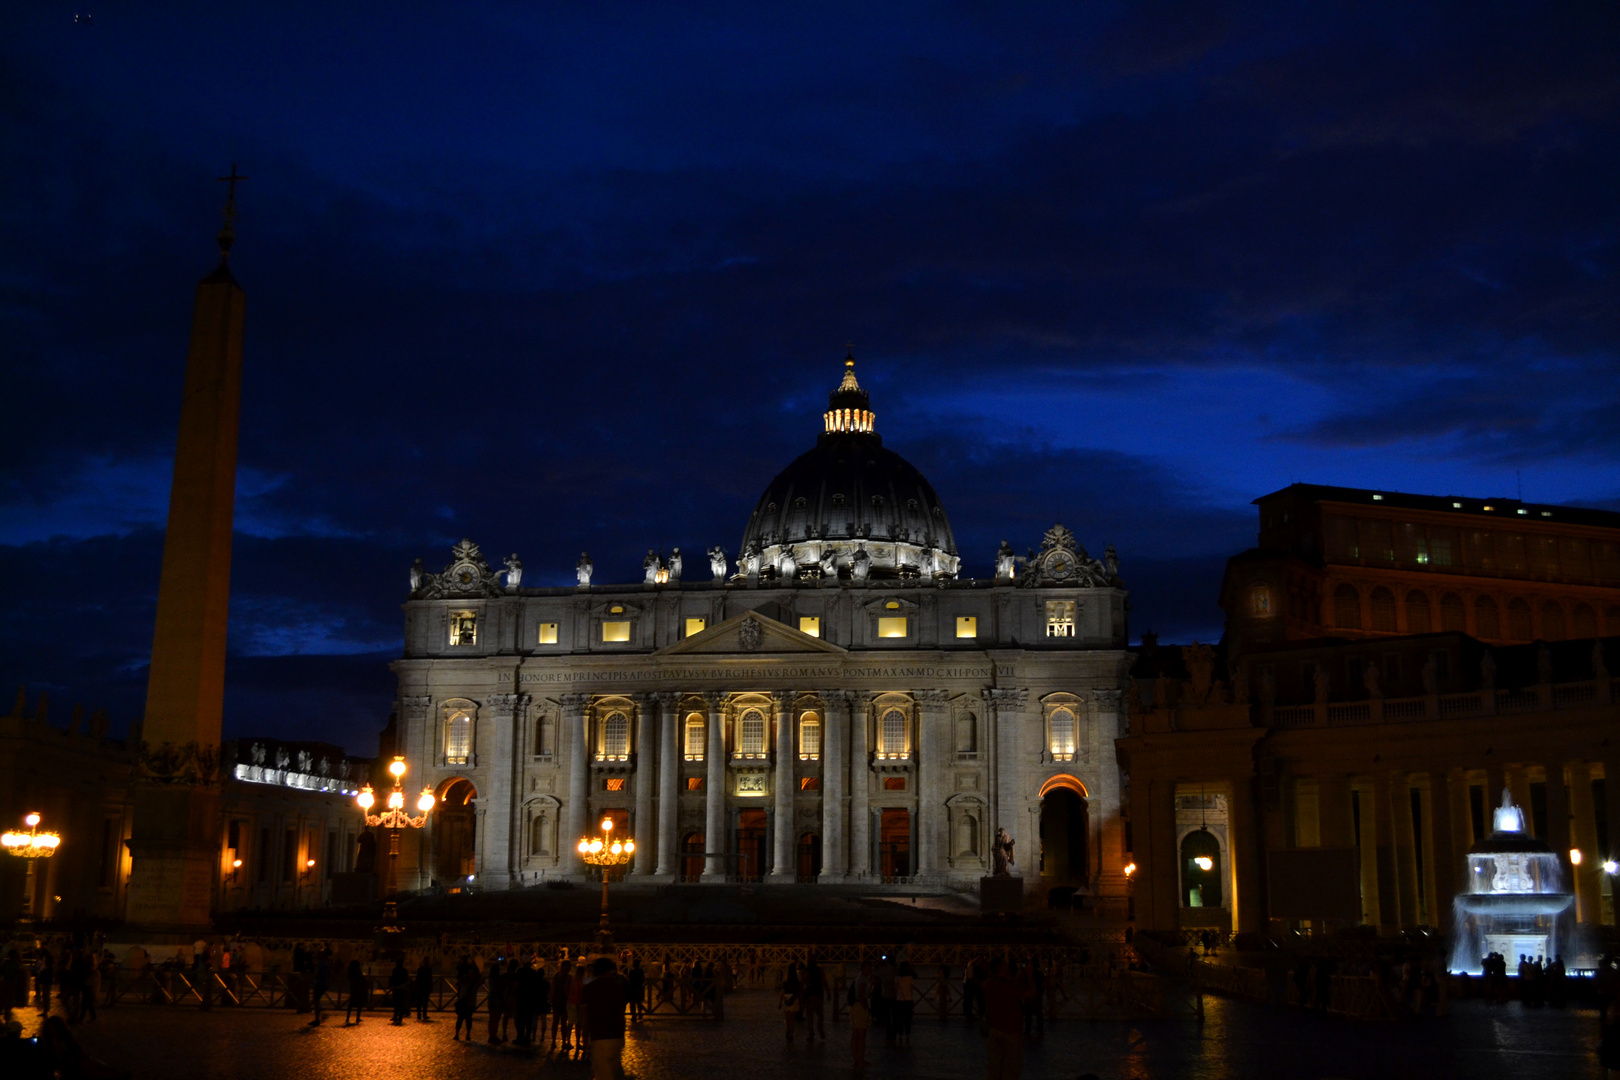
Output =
[{"x1": 1045, "y1": 552, "x2": 1075, "y2": 580}]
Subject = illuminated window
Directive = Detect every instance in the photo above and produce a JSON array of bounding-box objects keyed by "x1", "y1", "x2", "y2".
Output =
[
  {"x1": 686, "y1": 777, "x2": 703, "y2": 791},
  {"x1": 685, "y1": 617, "x2": 707, "y2": 637},
  {"x1": 685, "y1": 716, "x2": 705, "y2": 760},
  {"x1": 800, "y1": 714, "x2": 822, "y2": 759},
  {"x1": 604, "y1": 778, "x2": 626, "y2": 792},
  {"x1": 956, "y1": 616, "x2": 977, "y2": 638},
  {"x1": 1249, "y1": 587, "x2": 1271, "y2": 616},
  {"x1": 878, "y1": 617, "x2": 908, "y2": 638},
  {"x1": 449, "y1": 611, "x2": 477, "y2": 646},
  {"x1": 537, "y1": 622, "x2": 558, "y2": 644},
  {"x1": 444, "y1": 712, "x2": 472, "y2": 766},
  {"x1": 1049, "y1": 708, "x2": 1076, "y2": 761},
  {"x1": 1045, "y1": 601, "x2": 1075, "y2": 637},
  {"x1": 739, "y1": 709, "x2": 766, "y2": 757},
  {"x1": 601, "y1": 620, "x2": 631, "y2": 642},
  {"x1": 878, "y1": 708, "x2": 908, "y2": 757},
  {"x1": 601, "y1": 712, "x2": 629, "y2": 760},
  {"x1": 883, "y1": 777, "x2": 907, "y2": 791},
  {"x1": 799, "y1": 616, "x2": 821, "y2": 637},
  {"x1": 800, "y1": 777, "x2": 820, "y2": 791}
]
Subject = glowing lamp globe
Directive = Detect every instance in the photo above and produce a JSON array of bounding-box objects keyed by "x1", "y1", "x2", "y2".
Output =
[
  {"x1": 389, "y1": 757, "x2": 407, "y2": 779},
  {"x1": 356, "y1": 787, "x2": 375, "y2": 811},
  {"x1": 417, "y1": 789, "x2": 436, "y2": 813}
]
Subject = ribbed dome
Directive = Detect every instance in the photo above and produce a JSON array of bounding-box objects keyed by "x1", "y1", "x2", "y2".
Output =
[{"x1": 737, "y1": 354, "x2": 959, "y2": 582}]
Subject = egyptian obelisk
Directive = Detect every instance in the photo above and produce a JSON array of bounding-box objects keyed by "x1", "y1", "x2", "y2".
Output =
[{"x1": 124, "y1": 169, "x2": 248, "y2": 928}]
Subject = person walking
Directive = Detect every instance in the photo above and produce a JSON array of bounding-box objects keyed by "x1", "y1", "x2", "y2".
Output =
[
  {"x1": 413, "y1": 957, "x2": 434, "y2": 1021},
  {"x1": 982, "y1": 957, "x2": 1026, "y2": 1080},
  {"x1": 452, "y1": 957, "x2": 480, "y2": 1041},
  {"x1": 779, "y1": 964, "x2": 802, "y2": 1043},
  {"x1": 801, "y1": 957, "x2": 826, "y2": 1041},
  {"x1": 625, "y1": 956, "x2": 645, "y2": 1025},
  {"x1": 310, "y1": 949, "x2": 331, "y2": 1027},
  {"x1": 389, "y1": 959, "x2": 410, "y2": 1025},
  {"x1": 581, "y1": 957, "x2": 629, "y2": 1080},
  {"x1": 344, "y1": 959, "x2": 369, "y2": 1025},
  {"x1": 894, "y1": 961, "x2": 916, "y2": 1046},
  {"x1": 568, "y1": 961, "x2": 588, "y2": 1057},
  {"x1": 35, "y1": 950, "x2": 55, "y2": 1012}
]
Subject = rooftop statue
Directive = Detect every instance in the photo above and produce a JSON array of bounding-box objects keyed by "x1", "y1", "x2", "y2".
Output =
[
  {"x1": 576, "y1": 552, "x2": 593, "y2": 587},
  {"x1": 708, "y1": 546, "x2": 728, "y2": 582}
]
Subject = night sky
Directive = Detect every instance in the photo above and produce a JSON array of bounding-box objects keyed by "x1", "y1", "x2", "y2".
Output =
[{"x1": 4, "y1": 3, "x2": 1617, "y2": 755}]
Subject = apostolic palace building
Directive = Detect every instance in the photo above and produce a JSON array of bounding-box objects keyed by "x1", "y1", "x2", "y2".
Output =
[{"x1": 388, "y1": 356, "x2": 1134, "y2": 906}]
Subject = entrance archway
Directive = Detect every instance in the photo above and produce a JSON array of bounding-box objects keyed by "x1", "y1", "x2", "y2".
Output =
[
  {"x1": 736, "y1": 809, "x2": 768, "y2": 882},
  {"x1": 1181, "y1": 828, "x2": 1223, "y2": 908},
  {"x1": 433, "y1": 778, "x2": 477, "y2": 887},
  {"x1": 879, "y1": 808, "x2": 911, "y2": 881},
  {"x1": 680, "y1": 832, "x2": 704, "y2": 882},
  {"x1": 1039, "y1": 786, "x2": 1088, "y2": 883},
  {"x1": 797, "y1": 832, "x2": 821, "y2": 882}
]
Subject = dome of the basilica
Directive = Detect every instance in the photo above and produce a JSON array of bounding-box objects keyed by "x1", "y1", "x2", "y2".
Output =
[{"x1": 737, "y1": 354, "x2": 959, "y2": 582}]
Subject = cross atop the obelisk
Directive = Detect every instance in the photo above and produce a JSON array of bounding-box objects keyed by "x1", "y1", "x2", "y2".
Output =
[{"x1": 215, "y1": 163, "x2": 247, "y2": 260}]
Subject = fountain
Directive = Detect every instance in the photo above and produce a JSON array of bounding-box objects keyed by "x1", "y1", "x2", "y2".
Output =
[{"x1": 1449, "y1": 789, "x2": 1574, "y2": 973}]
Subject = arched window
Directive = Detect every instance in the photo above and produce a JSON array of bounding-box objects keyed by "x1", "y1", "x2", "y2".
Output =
[
  {"x1": 601, "y1": 712, "x2": 629, "y2": 760},
  {"x1": 1475, "y1": 596, "x2": 1501, "y2": 638},
  {"x1": 799, "y1": 713, "x2": 822, "y2": 760},
  {"x1": 1333, "y1": 584, "x2": 1361, "y2": 630},
  {"x1": 684, "y1": 714, "x2": 705, "y2": 760},
  {"x1": 1440, "y1": 593, "x2": 1466, "y2": 633},
  {"x1": 1370, "y1": 587, "x2": 1397, "y2": 632},
  {"x1": 1508, "y1": 598, "x2": 1533, "y2": 641},
  {"x1": 444, "y1": 711, "x2": 472, "y2": 766},
  {"x1": 1405, "y1": 591, "x2": 1432, "y2": 634},
  {"x1": 1049, "y1": 708, "x2": 1077, "y2": 761},
  {"x1": 1573, "y1": 603, "x2": 1597, "y2": 639},
  {"x1": 739, "y1": 709, "x2": 766, "y2": 757},
  {"x1": 879, "y1": 708, "x2": 909, "y2": 757},
  {"x1": 1541, "y1": 602, "x2": 1566, "y2": 641}
]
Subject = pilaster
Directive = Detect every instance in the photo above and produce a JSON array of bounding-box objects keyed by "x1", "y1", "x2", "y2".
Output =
[
  {"x1": 848, "y1": 692, "x2": 872, "y2": 880},
  {"x1": 768, "y1": 691, "x2": 796, "y2": 882},
  {"x1": 914, "y1": 689, "x2": 951, "y2": 879},
  {"x1": 630, "y1": 692, "x2": 656, "y2": 878},
  {"x1": 561, "y1": 692, "x2": 591, "y2": 878},
  {"x1": 819, "y1": 690, "x2": 850, "y2": 882},
  {"x1": 702, "y1": 692, "x2": 727, "y2": 881},
  {"x1": 481, "y1": 692, "x2": 527, "y2": 890},
  {"x1": 653, "y1": 691, "x2": 680, "y2": 881}
]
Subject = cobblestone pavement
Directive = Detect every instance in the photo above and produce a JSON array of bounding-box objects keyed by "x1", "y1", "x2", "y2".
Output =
[{"x1": 9, "y1": 990, "x2": 1606, "y2": 1080}]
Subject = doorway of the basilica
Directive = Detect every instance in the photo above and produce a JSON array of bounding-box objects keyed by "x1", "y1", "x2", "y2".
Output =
[
  {"x1": 680, "y1": 832, "x2": 704, "y2": 882},
  {"x1": 879, "y1": 808, "x2": 911, "y2": 881},
  {"x1": 797, "y1": 832, "x2": 821, "y2": 882},
  {"x1": 433, "y1": 778, "x2": 477, "y2": 888},
  {"x1": 1039, "y1": 785, "x2": 1088, "y2": 885},
  {"x1": 736, "y1": 809, "x2": 768, "y2": 882}
]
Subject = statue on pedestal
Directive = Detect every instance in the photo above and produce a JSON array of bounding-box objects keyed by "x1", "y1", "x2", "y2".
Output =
[
  {"x1": 708, "y1": 546, "x2": 729, "y2": 581},
  {"x1": 995, "y1": 540, "x2": 1016, "y2": 579},
  {"x1": 991, "y1": 827, "x2": 1016, "y2": 876},
  {"x1": 643, "y1": 549, "x2": 661, "y2": 584},
  {"x1": 576, "y1": 552, "x2": 594, "y2": 587},
  {"x1": 502, "y1": 553, "x2": 523, "y2": 590},
  {"x1": 668, "y1": 548, "x2": 682, "y2": 582}
]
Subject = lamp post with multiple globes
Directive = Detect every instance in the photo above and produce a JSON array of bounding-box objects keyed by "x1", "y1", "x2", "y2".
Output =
[
  {"x1": 356, "y1": 756, "x2": 435, "y2": 920},
  {"x1": 3, "y1": 813, "x2": 62, "y2": 921},
  {"x1": 577, "y1": 817, "x2": 634, "y2": 952}
]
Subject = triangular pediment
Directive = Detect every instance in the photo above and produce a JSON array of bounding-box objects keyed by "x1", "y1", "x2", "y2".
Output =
[{"x1": 656, "y1": 610, "x2": 847, "y2": 656}]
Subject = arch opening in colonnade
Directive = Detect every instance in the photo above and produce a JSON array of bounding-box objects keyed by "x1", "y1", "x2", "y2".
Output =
[{"x1": 433, "y1": 777, "x2": 477, "y2": 887}]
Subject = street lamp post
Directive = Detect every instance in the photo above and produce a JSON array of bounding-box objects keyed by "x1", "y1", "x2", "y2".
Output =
[
  {"x1": 357, "y1": 757, "x2": 435, "y2": 921},
  {"x1": 577, "y1": 817, "x2": 634, "y2": 952},
  {"x1": 3, "y1": 812, "x2": 62, "y2": 921}
]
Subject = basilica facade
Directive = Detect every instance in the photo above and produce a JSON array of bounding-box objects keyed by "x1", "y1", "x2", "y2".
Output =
[{"x1": 390, "y1": 357, "x2": 1133, "y2": 904}]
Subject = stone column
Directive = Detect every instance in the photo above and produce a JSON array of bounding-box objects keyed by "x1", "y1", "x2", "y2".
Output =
[
  {"x1": 561, "y1": 693, "x2": 591, "y2": 878},
  {"x1": 702, "y1": 693, "x2": 727, "y2": 881},
  {"x1": 849, "y1": 693, "x2": 872, "y2": 880},
  {"x1": 1569, "y1": 762, "x2": 1602, "y2": 924},
  {"x1": 819, "y1": 690, "x2": 849, "y2": 882},
  {"x1": 1389, "y1": 772, "x2": 1421, "y2": 926},
  {"x1": 1544, "y1": 760, "x2": 1574, "y2": 911},
  {"x1": 630, "y1": 693, "x2": 656, "y2": 879},
  {"x1": 1227, "y1": 776, "x2": 1264, "y2": 934},
  {"x1": 1317, "y1": 775, "x2": 1354, "y2": 849},
  {"x1": 654, "y1": 692, "x2": 680, "y2": 881},
  {"x1": 986, "y1": 688, "x2": 1029, "y2": 858},
  {"x1": 914, "y1": 690, "x2": 950, "y2": 880},
  {"x1": 1372, "y1": 774, "x2": 1400, "y2": 931},
  {"x1": 1091, "y1": 690, "x2": 1129, "y2": 904},
  {"x1": 1145, "y1": 775, "x2": 1180, "y2": 930},
  {"x1": 1427, "y1": 770, "x2": 1458, "y2": 933},
  {"x1": 768, "y1": 691, "x2": 796, "y2": 883},
  {"x1": 482, "y1": 693, "x2": 527, "y2": 890}
]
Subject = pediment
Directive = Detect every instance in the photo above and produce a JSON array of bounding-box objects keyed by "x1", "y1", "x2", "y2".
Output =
[{"x1": 656, "y1": 610, "x2": 846, "y2": 656}]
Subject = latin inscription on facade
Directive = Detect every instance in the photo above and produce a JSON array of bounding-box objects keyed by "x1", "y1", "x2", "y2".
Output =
[{"x1": 518, "y1": 665, "x2": 994, "y2": 684}]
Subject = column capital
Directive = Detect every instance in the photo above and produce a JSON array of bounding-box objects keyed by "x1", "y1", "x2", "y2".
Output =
[
  {"x1": 1092, "y1": 688, "x2": 1124, "y2": 708},
  {"x1": 559, "y1": 692, "x2": 592, "y2": 712},
  {"x1": 982, "y1": 687, "x2": 1028, "y2": 708},
  {"x1": 771, "y1": 689, "x2": 795, "y2": 711},
  {"x1": 820, "y1": 689, "x2": 855, "y2": 708},
  {"x1": 913, "y1": 689, "x2": 952, "y2": 705},
  {"x1": 486, "y1": 692, "x2": 530, "y2": 715},
  {"x1": 654, "y1": 690, "x2": 682, "y2": 709},
  {"x1": 702, "y1": 690, "x2": 727, "y2": 709}
]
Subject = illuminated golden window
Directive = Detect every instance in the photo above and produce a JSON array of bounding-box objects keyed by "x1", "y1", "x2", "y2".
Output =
[
  {"x1": 685, "y1": 617, "x2": 707, "y2": 637},
  {"x1": 444, "y1": 712, "x2": 472, "y2": 765},
  {"x1": 799, "y1": 616, "x2": 821, "y2": 637},
  {"x1": 537, "y1": 622, "x2": 558, "y2": 644},
  {"x1": 449, "y1": 611, "x2": 477, "y2": 646},
  {"x1": 604, "y1": 778, "x2": 626, "y2": 792},
  {"x1": 1049, "y1": 708, "x2": 1076, "y2": 761},
  {"x1": 878, "y1": 616, "x2": 908, "y2": 638},
  {"x1": 686, "y1": 777, "x2": 703, "y2": 791},
  {"x1": 600, "y1": 712, "x2": 629, "y2": 760},
  {"x1": 684, "y1": 716, "x2": 705, "y2": 760},
  {"x1": 878, "y1": 708, "x2": 908, "y2": 757},
  {"x1": 739, "y1": 709, "x2": 766, "y2": 756},
  {"x1": 799, "y1": 714, "x2": 822, "y2": 759},
  {"x1": 955, "y1": 616, "x2": 977, "y2": 638},
  {"x1": 800, "y1": 777, "x2": 820, "y2": 791},
  {"x1": 1045, "y1": 601, "x2": 1075, "y2": 638},
  {"x1": 883, "y1": 777, "x2": 907, "y2": 791},
  {"x1": 885, "y1": 600, "x2": 900, "y2": 609},
  {"x1": 601, "y1": 620, "x2": 631, "y2": 642}
]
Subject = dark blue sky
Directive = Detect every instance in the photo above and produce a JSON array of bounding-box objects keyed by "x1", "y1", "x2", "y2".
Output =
[{"x1": 3, "y1": 2, "x2": 1617, "y2": 755}]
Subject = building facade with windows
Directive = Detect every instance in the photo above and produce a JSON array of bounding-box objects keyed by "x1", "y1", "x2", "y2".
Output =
[{"x1": 390, "y1": 357, "x2": 1134, "y2": 902}]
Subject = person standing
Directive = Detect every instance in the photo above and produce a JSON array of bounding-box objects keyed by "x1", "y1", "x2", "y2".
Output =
[
  {"x1": 848, "y1": 960, "x2": 874, "y2": 1069},
  {"x1": 485, "y1": 956, "x2": 508, "y2": 1043},
  {"x1": 35, "y1": 949, "x2": 55, "y2": 1012},
  {"x1": 413, "y1": 957, "x2": 434, "y2": 1021},
  {"x1": 550, "y1": 960, "x2": 574, "y2": 1054},
  {"x1": 452, "y1": 957, "x2": 480, "y2": 1041},
  {"x1": 779, "y1": 965, "x2": 801, "y2": 1043},
  {"x1": 344, "y1": 959, "x2": 369, "y2": 1025},
  {"x1": 580, "y1": 957, "x2": 629, "y2": 1080},
  {"x1": 310, "y1": 949, "x2": 331, "y2": 1027},
  {"x1": 981, "y1": 957, "x2": 1026, "y2": 1080},
  {"x1": 625, "y1": 956, "x2": 645, "y2": 1025},
  {"x1": 801, "y1": 957, "x2": 826, "y2": 1041},
  {"x1": 893, "y1": 961, "x2": 916, "y2": 1046},
  {"x1": 389, "y1": 959, "x2": 410, "y2": 1025}
]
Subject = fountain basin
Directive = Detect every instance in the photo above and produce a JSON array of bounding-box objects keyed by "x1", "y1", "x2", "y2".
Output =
[{"x1": 1455, "y1": 893, "x2": 1573, "y2": 918}]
